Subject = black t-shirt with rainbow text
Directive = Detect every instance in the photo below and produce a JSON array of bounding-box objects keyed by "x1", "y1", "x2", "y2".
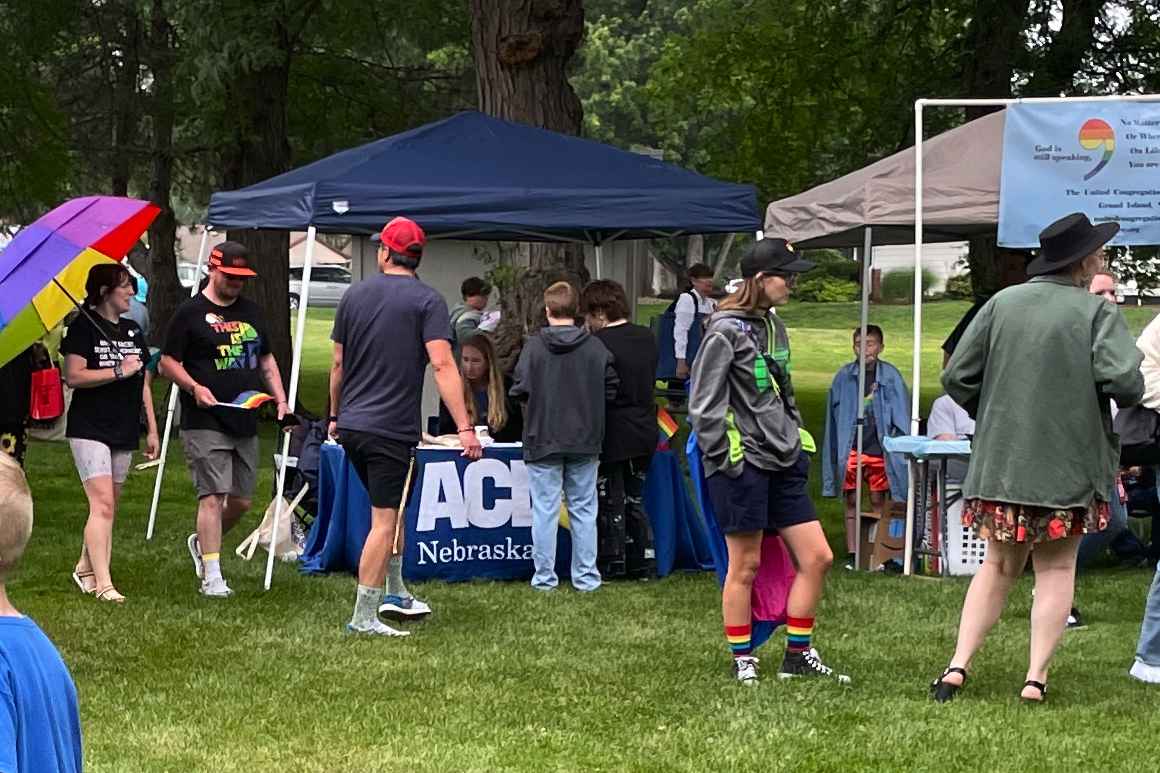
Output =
[{"x1": 162, "y1": 293, "x2": 270, "y2": 437}]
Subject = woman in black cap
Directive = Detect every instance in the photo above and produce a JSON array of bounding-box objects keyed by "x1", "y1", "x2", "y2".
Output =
[
  {"x1": 690, "y1": 238, "x2": 849, "y2": 686},
  {"x1": 930, "y1": 213, "x2": 1143, "y2": 702}
]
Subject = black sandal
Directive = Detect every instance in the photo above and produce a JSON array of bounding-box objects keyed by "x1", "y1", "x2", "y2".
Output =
[
  {"x1": 930, "y1": 666, "x2": 968, "y2": 703},
  {"x1": 1021, "y1": 680, "x2": 1047, "y2": 703}
]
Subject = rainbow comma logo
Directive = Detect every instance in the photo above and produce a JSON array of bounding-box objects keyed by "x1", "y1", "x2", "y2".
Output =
[{"x1": 1079, "y1": 118, "x2": 1115, "y2": 180}]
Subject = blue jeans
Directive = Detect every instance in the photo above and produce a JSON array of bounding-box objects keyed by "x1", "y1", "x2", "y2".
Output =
[
  {"x1": 527, "y1": 455, "x2": 601, "y2": 591},
  {"x1": 1137, "y1": 563, "x2": 1160, "y2": 667},
  {"x1": 1077, "y1": 486, "x2": 1129, "y2": 569}
]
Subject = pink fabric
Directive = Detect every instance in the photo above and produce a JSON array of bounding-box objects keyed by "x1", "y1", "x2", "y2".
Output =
[{"x1": 750, "y1": 534, "x2": 796, "y2": 623}]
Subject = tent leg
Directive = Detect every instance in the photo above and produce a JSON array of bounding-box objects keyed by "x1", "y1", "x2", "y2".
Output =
[
  {"x1": 853, "y1": 226, "x2": 872, "y2": 571},
  {"x1": 595, "y1": 243, "x2": 604, "y2": 280},
  {"x1": 146, "y1": 228, "x2": 211, "y2": 541},
  {"x1": 904, "y1": 102, "x2": 926, "y2": 577},
  {"x1": 264, "y1": 225, "x2": 317, "y2": 590}
]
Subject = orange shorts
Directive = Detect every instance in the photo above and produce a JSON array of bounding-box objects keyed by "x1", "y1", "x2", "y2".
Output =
[{"x1": 843, "y1": 450, "x2": 889, "y2": 493}]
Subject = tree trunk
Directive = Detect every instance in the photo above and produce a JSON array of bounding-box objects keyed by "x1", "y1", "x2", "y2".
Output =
[
  {"x1": 966, "y1": 234, "x2": 1029, "y2": 297},
  {"x1": 1024, "y1": 0, "x2": 1105, "y2": 97},
  {"x1": 220, "y1": 35, "x2": 294, "y2": 387},
  {"x1": 145, "y1": 0, "x2": 180, "y2": 349},
  {"x1": 110, "y1": 4, "x2": 142, "y2": 196},
  {"x1": 959, "y1": 0, "x2": 1026, "y2": 121},
  {"x1": 471, "y1": 0, "x2": 585, "y2": 371}
]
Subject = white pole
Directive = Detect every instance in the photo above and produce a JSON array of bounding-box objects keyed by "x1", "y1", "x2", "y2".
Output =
[
  {"x1": 264, "y1": 225, "x2": 317, "y2": 590},
  {"x1": 146, "y1": 227, "x2": 211, "y2": 540},
  {"x1": 904, "y1": 100, "x2": 925, "y2": 576},
  {"x1": 853, "y1": 227, "x2": 872, "y2": 570},
  {"x1": 595, "y1": 243, "x2": 604, "y2": 280}
]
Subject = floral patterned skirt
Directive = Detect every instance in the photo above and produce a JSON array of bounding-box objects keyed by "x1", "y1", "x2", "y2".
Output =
[{"x1": 962, "y1": 498, "x2": 1108, "y2": 544}]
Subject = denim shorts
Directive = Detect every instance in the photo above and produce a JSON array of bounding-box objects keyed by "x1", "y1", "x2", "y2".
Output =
[{"x1": 706, "y1": 454, "x2": 817, "y2": 534}]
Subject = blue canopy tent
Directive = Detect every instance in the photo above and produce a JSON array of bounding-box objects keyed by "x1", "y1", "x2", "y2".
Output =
[{"x1": 177, "y1": 110, "x2": 758, "y2": 590}]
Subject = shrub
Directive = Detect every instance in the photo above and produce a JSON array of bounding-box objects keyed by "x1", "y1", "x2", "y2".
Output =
[
  {"x1": 944, "y1": 273, "x2": 972, "y2": 300},
  {"x1": 805, "y1": 249, "x2": 861, "y2": 283},
  {"x1": 880, "y1": 269, "x2": 937, "y2": 303},
  {"x1": 794, "y1": 275, "x2": 860, "y2": 303}
]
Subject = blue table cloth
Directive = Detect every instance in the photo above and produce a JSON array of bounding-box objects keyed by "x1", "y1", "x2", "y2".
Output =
[{"x1": 301, "y1": 443, "x2": 712, "y2": 581}]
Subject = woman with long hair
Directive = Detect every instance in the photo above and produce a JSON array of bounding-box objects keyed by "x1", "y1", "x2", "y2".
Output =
[
  {"x1": 438, "y1": 334, "x2": 522, "y2": 443},
  {"x1": 931, "y1": 213, "x2": 1143, "y2": 702},
  {"x1": 63, "y1": 263, "x2": 159, "y2": 603},
  {"x1": 690, "y1": 239, "x2": 848, "y2": 685}
]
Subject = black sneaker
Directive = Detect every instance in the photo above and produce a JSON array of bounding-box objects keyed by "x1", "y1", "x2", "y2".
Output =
[
  {"x1": 778, "y1": 648, "x2": 852, "y2": 684},
  {"x1": 1067, "y1": 607, "x2": 1087, "y2": 630}
]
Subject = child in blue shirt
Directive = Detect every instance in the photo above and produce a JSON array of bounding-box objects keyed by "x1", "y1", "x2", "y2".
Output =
[{"x1": 0, "y1": 452, "x2": 83, "y2": 773}]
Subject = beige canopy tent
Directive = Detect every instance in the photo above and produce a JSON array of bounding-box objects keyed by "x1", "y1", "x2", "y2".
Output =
[{"x1": 764, "y1": 109, "x2": 1006, "y2": 248}]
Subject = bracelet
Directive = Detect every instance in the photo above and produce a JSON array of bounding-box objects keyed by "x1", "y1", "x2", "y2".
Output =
[
  {"x1": 113, "y1": 364, "x2": 123, "y2": 380},
  {"x1": 328, "y1": 415, "x2": 338, "y2": 423},
  {"x1": 457, "y1": 427, "x2": 474, "y2": 434}
]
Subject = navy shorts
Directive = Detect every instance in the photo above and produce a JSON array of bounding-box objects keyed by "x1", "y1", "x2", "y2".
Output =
[
  {"x1": 338, "y1": 430, "x2": 413, "y2": 510},
  {"x1": 706, "y1": 454, "x2": 817, "y2": 534}
]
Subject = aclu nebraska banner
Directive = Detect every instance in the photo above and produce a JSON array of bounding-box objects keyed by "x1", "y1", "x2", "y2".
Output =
[
  {"x1": 999, "y1": 101, "x2": 1160, "y2": 247},
  {"x1": 402, "y1": 446, "x2": 536, "y2": 582}
]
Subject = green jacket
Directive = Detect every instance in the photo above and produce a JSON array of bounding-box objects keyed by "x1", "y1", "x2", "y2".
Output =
[{"x1": 943, "y1": 275, "x2": 1144, "y2": 509}]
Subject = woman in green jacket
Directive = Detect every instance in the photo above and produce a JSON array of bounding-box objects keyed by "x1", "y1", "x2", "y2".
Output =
[{"x1": 931, "y1": 213, "x2": 1144, "y2": 703}]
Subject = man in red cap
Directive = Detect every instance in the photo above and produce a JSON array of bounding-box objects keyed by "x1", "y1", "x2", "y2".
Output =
[
  {"x1": 329, "y1": 217, "x2": 481, "y2": 636},
  {"x1": 160, "y1": 241, "x2": 289, "y2": 598}
]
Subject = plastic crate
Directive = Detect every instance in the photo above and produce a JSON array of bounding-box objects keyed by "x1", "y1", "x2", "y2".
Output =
[{"x1": 943, "y1": 498, "x2": 988, "y2": 576}]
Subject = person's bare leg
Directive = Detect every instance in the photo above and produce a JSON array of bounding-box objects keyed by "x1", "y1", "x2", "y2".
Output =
[
  {"x1": 221, "y1": 496, "x2": 250, "y2": 536},
  {"x1": 722, "y1": 531, "x2": 763, "y2": 656},
  {"x1": 844, "y1": 491, "x2": 858, "y2": 555},
  {"x1": 1024, "y1": 535, "x2": 1081, "y2": 699},
  {"x1": 359, "y1": 505, "x2": 398, "y2": 589},
  {"x1": 940, "y1": 539, "x2": 1032, "y2": 687},
  {"x1": 197, "y1": 494, "x2": 226, "y2": 555},
  {"x1": 80, "y1": 476, "x2": 117, "y2": 592},
  {"x1": 869, "y1": 491, "x2": 887, "y2": 521},
  {"x1": 779, "y1": 520, "x2": 834, "y2": 619}
]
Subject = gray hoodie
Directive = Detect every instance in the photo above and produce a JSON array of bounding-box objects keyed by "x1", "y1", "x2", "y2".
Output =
[
  {"x1": 689, "y1": 309, "x2": 802, "y2": 478},
  {"x1": 510, "y1": 325, "x2": 619, "y2": 462}
]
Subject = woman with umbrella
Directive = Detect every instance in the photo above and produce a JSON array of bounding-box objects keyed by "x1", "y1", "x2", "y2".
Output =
[
  {"x1": 64, "y1": 264, "x2": 158, "y2": 602},
  {"x1": 931, "y1": 213, "x2": 1143, "y2": 703}
]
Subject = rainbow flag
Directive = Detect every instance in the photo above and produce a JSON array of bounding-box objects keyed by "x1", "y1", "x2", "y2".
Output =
[
  {"x1": 221, "y1": 390, "x2": 275, "y2": 410},
  {"x1": 657, "y1": 407, "x2": 679, "y2": 439}
]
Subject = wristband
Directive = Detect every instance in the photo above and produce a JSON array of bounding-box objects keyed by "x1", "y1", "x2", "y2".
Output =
[
  {"x1": 113, "y1": 364, "x2": 123, "y2": 380},
  {"x1": 457, "y1": 427, "x2": 474, "y2": 434},
  {"x1": 328, "y1": 415, "x2": 338, "y2": 423}
]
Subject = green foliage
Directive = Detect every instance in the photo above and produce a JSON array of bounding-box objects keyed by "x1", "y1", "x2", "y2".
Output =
[
  {"x1": 881, "y1": 268, "x2": 937, "y2": 303},
  {"x1": 794, "y1": 275, "x2": 860, "y2": 303},
  {"x1": 806, "y1": 249, "x2": 861, "y2": 283},
  {"x1": 944, "y1": 272, "x2": 973, "y2": 300}
]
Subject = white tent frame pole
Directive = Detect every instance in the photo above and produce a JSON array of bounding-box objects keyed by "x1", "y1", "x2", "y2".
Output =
[
  {"x1": 264, "y1": 225, "x2": 317, "y2": 590},
  {"x1": 595, "y1": 243, "x2": 604, "y2": 279},
  {"x1": 146, "y1": 228, "x2": 211, "y2": 540},
  {"x1": 903, "y1": 93, "x2": 1160, "y2": 575},
  {"x1": 853, "y1": 226, "x2": 873, "y2": 570}
]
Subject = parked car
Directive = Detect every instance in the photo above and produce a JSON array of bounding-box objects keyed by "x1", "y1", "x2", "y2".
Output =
[{"x1": 289, "y1": 265, "x2": 352, "y2": 309}]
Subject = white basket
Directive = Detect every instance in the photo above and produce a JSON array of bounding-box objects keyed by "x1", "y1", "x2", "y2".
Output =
[{"x1": 943, "y1": 498, "x2": 988, "y2": 576}]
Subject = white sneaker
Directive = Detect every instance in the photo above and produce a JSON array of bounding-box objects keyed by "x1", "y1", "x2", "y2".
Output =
[
  {"x1": 379, "y1": 594, "x2": 432, "y2": 621},
  {"x1": 1129, "y1": 658, "x2": 1160, "y2": 684},
  {"x1": 733, "y1": 655, "x2": 759, "y2": 685},
  {"x1": 199, "y1": 577, "x2": 233, "y2": 598},
  {"x1": 187, "y1": 533, "x2": 204, "y2": 580},
  {"x1": 346, "y1": 619, "x2": 411, "y2": 637}
]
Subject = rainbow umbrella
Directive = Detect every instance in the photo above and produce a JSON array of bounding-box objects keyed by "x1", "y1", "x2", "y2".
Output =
[{"x1": 0, "y1": 196, "x2": 160, "y2": 368}]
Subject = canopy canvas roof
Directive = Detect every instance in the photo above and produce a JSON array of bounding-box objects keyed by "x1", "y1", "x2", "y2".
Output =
[
  {"x1": 208, "y1": 111, "x2": 760, "y2": 242},
  {"x1": 764, "y1": 110, "x2": 1006, "y2": 248}
]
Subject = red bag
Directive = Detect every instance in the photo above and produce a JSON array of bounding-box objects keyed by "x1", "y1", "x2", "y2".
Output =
[{"x1": 30, "y1": 367, "x2": 64, "y2": 422}]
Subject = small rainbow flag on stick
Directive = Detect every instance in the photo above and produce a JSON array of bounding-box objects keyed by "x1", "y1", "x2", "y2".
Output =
[
  {"x1": 657, "y1": 407, "x2": 679, "y2": 439},
  {"x1": 219, "y1": 390, "x2": 276, "y2": 410}
]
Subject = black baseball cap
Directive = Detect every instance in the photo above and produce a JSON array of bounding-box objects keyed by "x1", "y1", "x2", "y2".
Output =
[
  {"x1": 739, "y1": 238, "x2": 815, "y2": 278},
  {"x1": 208, "y1": 241, "x2": 257, "y2": 277}
]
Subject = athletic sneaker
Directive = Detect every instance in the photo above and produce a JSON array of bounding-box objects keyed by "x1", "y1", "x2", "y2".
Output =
[
  {"x1": 733, "y1": 655, "x2": 759, "y2": 685},
  {"x1": 187, "y1": 533, "x2": 204, "y2": 579},
  {"x1": 346, "y1": 619, "x2": 411, "y2": 638},
  {"x1": 199, "y1": 577, "x2": 233, "y2": 598},
  {"x1": 1129, "y1": 658, "x2": 1160, "y2": 684},
  {"x1": 778, "y1": 647, "x2": 852, "y2": 684},
  {"x1": 379, "y1": 594, "x2": 432, "y2": 621},
  {"x1": 1067, "y1": 607, "x2": 1087, "y2": 630}
]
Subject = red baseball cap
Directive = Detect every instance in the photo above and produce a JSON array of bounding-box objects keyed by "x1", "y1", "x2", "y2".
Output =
[
  {"x1": 378, "y1": 217, "x2": 426, "y2": 258},
  {"x1": 208, "y1": 241, "x2": 257, "y2": 277}
]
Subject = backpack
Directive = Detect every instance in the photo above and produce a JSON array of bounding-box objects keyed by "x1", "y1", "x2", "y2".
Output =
[{"x1": 652, "y1": 290, "x2": 705, "y2": 379}]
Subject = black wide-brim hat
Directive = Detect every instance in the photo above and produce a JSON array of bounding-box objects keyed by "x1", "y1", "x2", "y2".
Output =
[{"x1": 1025, "y1": 212, "x2": 1120, "y2": 277}]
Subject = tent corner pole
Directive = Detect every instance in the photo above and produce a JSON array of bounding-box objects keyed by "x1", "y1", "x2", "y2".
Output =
[
  {"x1": 904, "y1": 101, "x2": 926, "y2": 577},
  {"x1": 147, "y1": 226, "x2": 211, "y2": 541},
  {"x1": 595, "y1": 242, "x2": 604, "y2": 280},
  {"x1": 264, "y1": 225, "x2": 317, "y2": 590},
  {"x1": 853, "y1": 226, "x2": 873, "y2": 571}
]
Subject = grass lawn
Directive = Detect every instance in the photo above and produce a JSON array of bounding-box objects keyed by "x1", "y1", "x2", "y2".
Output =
[{"x1": 12, "y1": 299, "x2": 1160, "y2": 772}]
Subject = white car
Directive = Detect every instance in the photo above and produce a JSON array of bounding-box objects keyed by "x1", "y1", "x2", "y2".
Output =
[
  {"x1": 177, "y1": 262, "x2": 207, "y2": 290},
  {"x1": 289, "y1": 265, "x2": 352, "y2": 309}
]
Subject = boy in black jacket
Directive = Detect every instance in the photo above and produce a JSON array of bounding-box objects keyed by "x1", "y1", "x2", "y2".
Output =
[{"x1": 511, "y1": 281, "x2": 619, "y2": 591}]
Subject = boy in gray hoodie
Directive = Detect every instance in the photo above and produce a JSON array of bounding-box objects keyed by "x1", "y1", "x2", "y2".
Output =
[{"x1": 511, "y1": 281, "x2": 619, "y2": 591}]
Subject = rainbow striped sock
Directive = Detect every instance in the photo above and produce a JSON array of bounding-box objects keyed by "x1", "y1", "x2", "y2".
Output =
[
  {"x1": 786, "y1": 616, "x2": 814, "y2": 654},
  {"x1": 726, "y1": 623, "x2": 752, "y2": 657}
]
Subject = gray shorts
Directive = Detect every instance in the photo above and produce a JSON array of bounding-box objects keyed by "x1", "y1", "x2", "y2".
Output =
[
  {"x1": 181, "y1": 429, "x2": 259, "y2": 500},
  {"x1": 69, "y1": 438, "x2": 132, "y2": 485}
]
